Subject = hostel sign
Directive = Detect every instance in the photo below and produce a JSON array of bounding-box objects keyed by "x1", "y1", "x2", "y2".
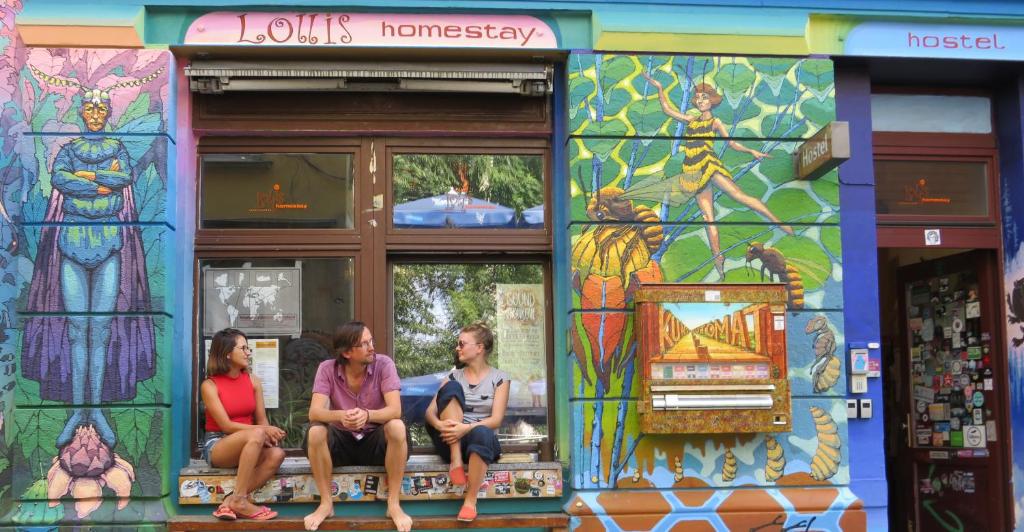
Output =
[
  {"x1": 794, "y1": 121, "x2": 850, "y2": 181},
  {"x1": 844, "y1": 22, "x2": 1024, "y2": 61},
  {"x1": 185, "y1": 12, "x2": 557, "y2": 49}
]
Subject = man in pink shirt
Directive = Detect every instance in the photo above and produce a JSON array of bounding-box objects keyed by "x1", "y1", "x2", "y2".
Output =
[{"x1": 302, "y1": 321, "x2": 412, "y2": 532}]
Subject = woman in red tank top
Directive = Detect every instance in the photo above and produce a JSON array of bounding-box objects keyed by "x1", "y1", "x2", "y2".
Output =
[{"x1": 201, "y1": 328, "x2": 286, "y2": 521}]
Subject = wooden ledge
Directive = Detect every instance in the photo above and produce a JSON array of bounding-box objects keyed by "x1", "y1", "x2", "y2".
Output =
[
  {"x1": 168, "y1": 513, "x2": 569, "y2": 531},
  {"x1": 180, "y1": 457, "x2": 564, "y2": 505}
]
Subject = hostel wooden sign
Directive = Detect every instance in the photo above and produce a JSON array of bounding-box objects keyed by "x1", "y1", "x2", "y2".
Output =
[
  {"x1": 794, "y1": 121, "x2": 850, "y2": 181},
  {"x1": 185, "y1": 12, "x2": 558, "y2": 49}
]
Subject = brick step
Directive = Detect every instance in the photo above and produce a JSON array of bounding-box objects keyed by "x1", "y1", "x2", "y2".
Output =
[
  {"x1": 167, "y1": 513, "x2": 569, "y2": 531},
  {"x1": 179, "y1": 457, "x2": 563, "y2": 505}
]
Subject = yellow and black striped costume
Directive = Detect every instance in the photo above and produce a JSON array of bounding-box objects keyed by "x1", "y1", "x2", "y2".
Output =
[{"x1": 682, "y1": 117, "x2": 730, "y2": 192}]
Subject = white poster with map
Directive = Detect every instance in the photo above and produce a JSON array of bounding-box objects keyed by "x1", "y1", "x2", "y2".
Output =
[
  {"x1": 203, "y1": 267, "x2": 302, "y2": 336},
  {"x1": 495, "y1": 284, "x2": 546, "y2": 408}
]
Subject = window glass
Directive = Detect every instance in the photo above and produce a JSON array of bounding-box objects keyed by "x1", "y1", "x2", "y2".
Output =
[
  {"x1": 197, "y1": 257, "x2": 354, "y2": 449},
  {"x1": 201, "y1": 153, "x2": 355, "y2": 229},
  {"x1": 871, "y1": 94, "x2": 991, "y2": 134},
  {"x1": 391, "y1": 153, "x2": 544, "y2": 229},
  {"x1": 392, "y1": 262, "x2": 548, "y2": 446},
  {"x1": 875, "y1": 159, "x2": 989, "y2": 218}
]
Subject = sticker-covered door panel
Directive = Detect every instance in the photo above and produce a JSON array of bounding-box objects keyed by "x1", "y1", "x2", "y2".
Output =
[{"x1": 897, "y1": 250, "x2": 1008, "y2": 531}]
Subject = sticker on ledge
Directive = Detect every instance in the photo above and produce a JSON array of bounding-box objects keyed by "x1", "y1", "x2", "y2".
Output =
[{"x1": 704, "y1": 290, "x2": 721, "y2": 302}]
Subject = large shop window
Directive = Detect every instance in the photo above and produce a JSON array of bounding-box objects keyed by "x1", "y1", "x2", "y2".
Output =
[
  {"x1": 392, "y1": 261, "x2": 549, "y2": 449},
  {"x1": 197, "y1": 257, "x2": 355, "y2": 449},
  {"x1": 192, "y1": 138, "x2": 552, "y2": 457}
]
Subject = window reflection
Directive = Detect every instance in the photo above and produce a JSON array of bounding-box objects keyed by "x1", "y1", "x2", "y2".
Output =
[
  {"x1": 392, "y1": 263, "x2": 548, "y2": 446},
  {"x1": 392, "y1": 154, "x2": 544, "y2": 229},
  {"x1": 201, "y1": 153, "x2": 355, "y2": 229}
]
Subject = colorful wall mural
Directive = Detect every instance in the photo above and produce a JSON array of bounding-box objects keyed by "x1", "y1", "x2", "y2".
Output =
[
  {"x1": 0, "y1": 4, "x2": 175, "y2": 522},
  {"x1": 565, "y1": 53, "x2": 861, "y2": 529},
  {"x1": 0, "y1": 1, "x2": 24, "y2": 520},
  {"x1": 1000, "y1": 82, "x2": 1024, "y2": 531}
]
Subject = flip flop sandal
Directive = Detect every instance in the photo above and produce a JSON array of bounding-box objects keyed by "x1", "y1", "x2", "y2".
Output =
[
  {"x1": 212, "y1": 505, "x2": 236, "y2": 521},
  {"x1": 449, "y1": 466, "x2": 468, "y2": 486},
  {"x1": 457, "y1": 505, "x2": 477, "y2": 522},
  {"x1": 237, "y1": 505, "x2": 278, "y2": 521}
]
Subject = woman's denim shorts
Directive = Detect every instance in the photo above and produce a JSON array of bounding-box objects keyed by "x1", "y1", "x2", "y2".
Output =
[{"x1": 202, "y1": 431, "x2": 226, "y2": 464}]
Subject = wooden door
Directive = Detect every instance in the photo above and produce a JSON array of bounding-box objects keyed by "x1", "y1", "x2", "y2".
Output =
[{"x1": 894, "y1": 250, "x2": 1009, "y2": 531}]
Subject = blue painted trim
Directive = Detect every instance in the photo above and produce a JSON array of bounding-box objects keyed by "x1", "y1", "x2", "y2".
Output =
[
  {"x1": 835, "y1": 63, "x2": 888, "y2": 530},
  {"x1": 995, "y1": 75, "x2": 1024, "y2": 532},
  {"x1": 552, "y1": 61, "x2": 572, "y2": 466}
]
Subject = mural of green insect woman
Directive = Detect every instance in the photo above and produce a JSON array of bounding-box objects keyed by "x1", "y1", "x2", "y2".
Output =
[{"x1": 568, "y1": 54, "x2": 845, "y2": 493}]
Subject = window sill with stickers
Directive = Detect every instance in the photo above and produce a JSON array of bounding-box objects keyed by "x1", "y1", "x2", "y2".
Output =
[{"x1": 172, "y1": 454, "x2": 568, "y2": 531}]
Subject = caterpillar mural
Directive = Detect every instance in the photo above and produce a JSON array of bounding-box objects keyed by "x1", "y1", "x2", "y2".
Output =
[
  {"x1": 809, "y1": 406, "x2": 842, "y2": 481},
  {"x1": 567, "y1": 53, "x2": 858, "y2": 529},
  {"x1": 807, "y1": 315, "x2": 841, "y2": 393},
  {"x1": 0, "y1": 39, "x2": 173, "y2": 526},
  {"x1": 721, "y1": 449, "x2": 737, "y2": 483},
  {"x1": 764, "y1": 436, "x2": 785, "y2": 482}
]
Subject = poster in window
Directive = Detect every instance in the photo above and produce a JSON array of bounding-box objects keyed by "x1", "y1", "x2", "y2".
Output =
[
  {"x1": 251, "y1": 339, "x2": 281, "y2": 408},
  {"x1": 495, "y1": 284, "x2": 546, "y2": 408},
  {"x1": 203, "y1": 267, "x2": 302, "y2": 336}
]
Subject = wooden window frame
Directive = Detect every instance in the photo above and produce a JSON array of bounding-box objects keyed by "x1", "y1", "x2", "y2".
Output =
[
  {"x1": 192, "y1": 138, "x2": 553, "y2": 458},
  {"x1": 195, "y1": 137, "x2": 368, "y2": 251},
  {"x1": 874, "y1": 136, "x2": 1001, "y2": 246}
]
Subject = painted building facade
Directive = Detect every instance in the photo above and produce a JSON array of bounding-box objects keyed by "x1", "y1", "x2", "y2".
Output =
[{"x1": 0, "y1": 1, "x2": 1024, "y2": 530}]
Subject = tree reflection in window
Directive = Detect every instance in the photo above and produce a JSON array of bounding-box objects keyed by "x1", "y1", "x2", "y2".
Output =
[{"x1": 393, "y1": 263, "x2": 548, "y2": 446}]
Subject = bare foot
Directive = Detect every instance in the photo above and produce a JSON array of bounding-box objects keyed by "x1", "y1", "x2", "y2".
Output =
[
  {"x1": 304, "y1": 502, "x2": 334, "y2": 531},
  {"x1": 387, "y1": 503, "x2": 413, "y2": 532},
  {"x1": 780, "y1": 224, "x2": 794, "y2": 235}
]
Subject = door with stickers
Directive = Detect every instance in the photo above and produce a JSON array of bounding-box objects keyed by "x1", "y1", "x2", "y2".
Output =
[{"x1": 895, "y1": 250, "x2": 1008, "y2": 531}]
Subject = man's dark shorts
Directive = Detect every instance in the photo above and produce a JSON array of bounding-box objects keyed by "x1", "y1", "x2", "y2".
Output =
[{"x1": 303, "y1": 421, "x2": 408, "y2": 466}]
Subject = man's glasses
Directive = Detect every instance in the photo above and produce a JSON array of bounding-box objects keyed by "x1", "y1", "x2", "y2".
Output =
[
  {"x1": 360, "y1": 338, "x2": 375, "y2": 349},
  {"x1": 456, "y1": 341, "x2": 481, "y2": 348}
]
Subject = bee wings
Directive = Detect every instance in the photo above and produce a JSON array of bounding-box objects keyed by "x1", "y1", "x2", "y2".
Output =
[{"x1": 619, "y1": 171, "x2": 703, "y2": 207}]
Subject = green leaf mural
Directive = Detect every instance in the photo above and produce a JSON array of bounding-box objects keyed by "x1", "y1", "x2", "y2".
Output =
[
  {"x1": 748, "y1": 58, "x2": 798, "y2": 79},
  {"x1": 800, "y1": 98, "x2": 835, "y2": 130},
  {"x1": 798, "y1": 60, "x2": 836, "y2": 94},
  {"x1": 569, "y1": 52, "x2": 842, "y2": 490},
  {"x1": 12, "y1": 480, "x2": 64, "y2": 524},
  {"x1": 771, "y1": 235, "x2": 834, "y2": 291},
  {"x1": 755, "y1": 78, "x2": 799, "y2": 109},
  {"x1": 116, "y1": 92, "x2": 151, "y2": 131},
  {"x1": 112, "y1": 408, "x2": 154, "y2": 462},
  {"x1": 714, "y1": 63, "x2": 756, "y2": 99}
]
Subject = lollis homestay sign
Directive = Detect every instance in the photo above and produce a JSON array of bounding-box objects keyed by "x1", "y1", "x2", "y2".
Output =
[{"x1": 185, "y1": 12, "x2": 558, "y2": 48}]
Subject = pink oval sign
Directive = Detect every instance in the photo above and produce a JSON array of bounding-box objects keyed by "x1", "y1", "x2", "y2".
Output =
[{"x1": 185, "y1": 12, "x2": 558, "y2": 49}]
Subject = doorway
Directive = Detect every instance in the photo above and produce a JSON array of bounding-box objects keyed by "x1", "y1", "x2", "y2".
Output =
[{"x1": 880, "y1": 247, "x2": 1011, "y2": 531}]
